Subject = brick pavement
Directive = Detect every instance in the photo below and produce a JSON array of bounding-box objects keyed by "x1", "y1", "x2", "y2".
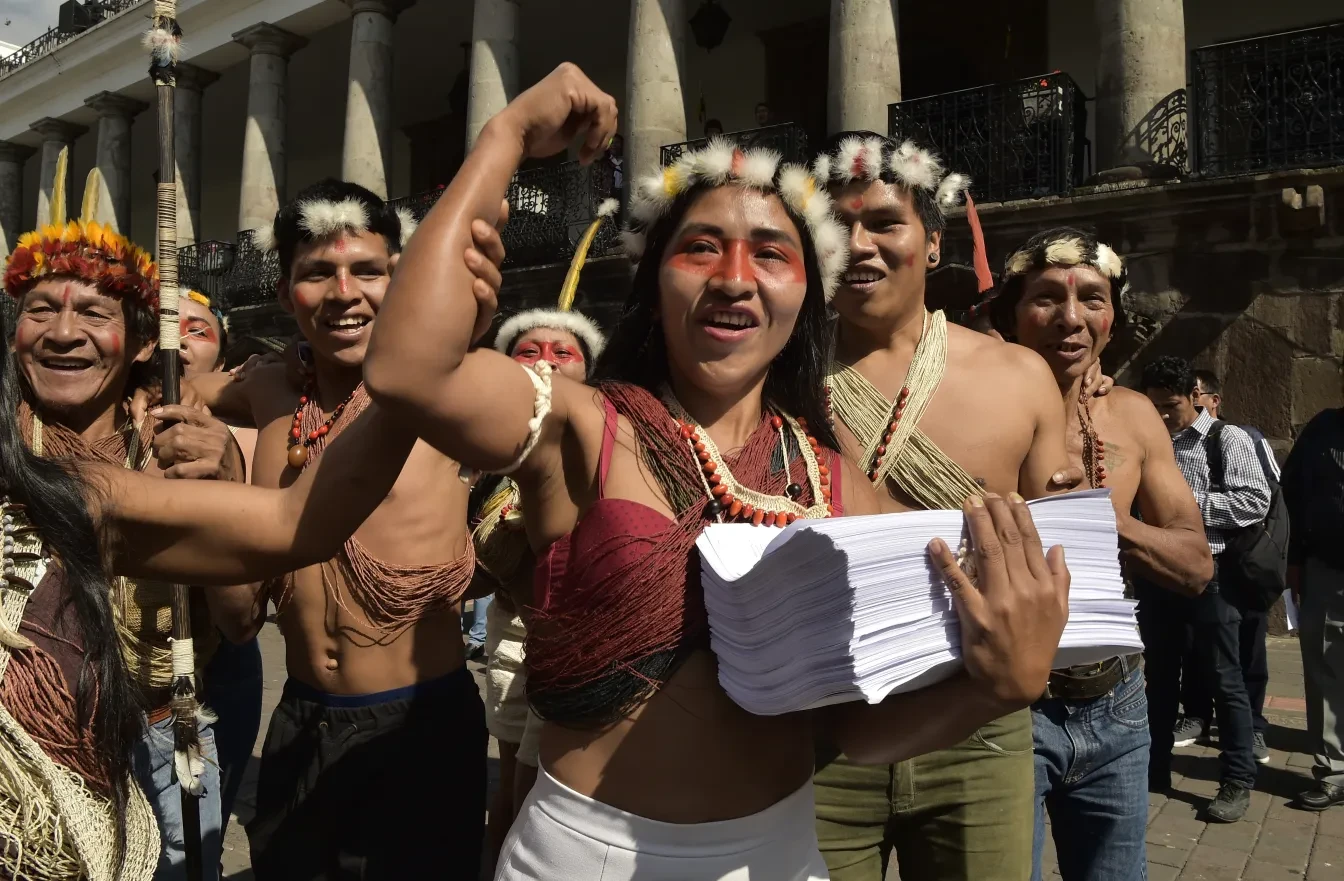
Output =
[{"x1": 222, "y1": 631, "x2": 1336, "y2": 881}]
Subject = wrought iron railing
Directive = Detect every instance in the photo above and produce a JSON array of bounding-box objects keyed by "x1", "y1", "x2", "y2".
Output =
[
  {"x1": 178, "y1": 232, "x2": 279, "y2": 313},
  {"x1": 0, "y1": 1, "x2": 143, "y2": 77},
  {"x1": 390, "y1": 162, "x2": 621, "y2": 268},
  {"x1": 888, "y1": 72, "x2": 1087, "y2": 203},
  {"x1": 661, "y1": 123, "x2": 811, "y2": 166},
  {"x1": 1192, "y1": 20, "x2": 1344, "y2": 177}
]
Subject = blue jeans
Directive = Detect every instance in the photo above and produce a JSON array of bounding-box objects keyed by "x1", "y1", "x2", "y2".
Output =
[
  {"x1": 133, "y1": 714, "x2": 223, "y2": 881},
  {"x1": 202, "y1": 633, "x2": 264, "y2": 829},
  {"x1": 465, "y1": 594, "x2": 491, "y2": 648},
  {"x1": 1031, "y1": 660, "x2": 1150, "y2": 881}
]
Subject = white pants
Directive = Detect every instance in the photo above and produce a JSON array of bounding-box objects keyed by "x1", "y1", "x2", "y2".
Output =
[{"x1": 495, "y1": 769, "x2": 829, "y2": 880}]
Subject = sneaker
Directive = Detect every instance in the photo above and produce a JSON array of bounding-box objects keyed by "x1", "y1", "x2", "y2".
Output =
[
  {"x1": 466, "y1": 643, "x2": 486, "y2": 662},
  {"x1": 1207, "y1": 782, "x2": 1251, "y2": 823},
  {"x1": 1297, "y1": 783, "x2": 1344, "y2": 811},
  {"x1": 1253, "y1": 732, "x2": 1270, "y2": 764},
  {"x1": 1173, "y1": 716, "x2": 1207, "y2": 748}
]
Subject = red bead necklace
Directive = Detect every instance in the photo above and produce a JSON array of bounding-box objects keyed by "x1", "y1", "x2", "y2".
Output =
[
  {"x1": 825, "y1": 382, "x2": 912, "y2": 485},
  {"x1": 286, "y1": 381, "x2": 358, "y2": 470},
  {"x1": 674, "y1": 412, "x2": 833, "y2": 526},
  {"x1": 1078, "y1": 390, "x2": 1107, "y2": 488}
]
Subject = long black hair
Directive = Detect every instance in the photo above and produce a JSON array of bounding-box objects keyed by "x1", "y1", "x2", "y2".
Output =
[
  {"x1": 0, "y1": 307, "x2": 140, "y2": 832},
  {"x1": 593, "y1": 182, "x2": 841, "y2": 454}
]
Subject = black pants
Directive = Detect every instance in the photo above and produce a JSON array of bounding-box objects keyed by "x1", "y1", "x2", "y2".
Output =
[
  {"x1": 247, "y1": 668, "x2": 487, "y2": 881},
  {"x1": 1137, "y1": 570, "x2": 1258, "y2": 789},
  {"x1": 1181, "y1": 610, "x2": 1270, "y2": 735}
]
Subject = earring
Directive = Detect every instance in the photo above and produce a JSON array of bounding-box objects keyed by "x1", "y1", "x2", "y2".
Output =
[{"x1": 927, "y1": 252, "x2": 939, "y2": 265}]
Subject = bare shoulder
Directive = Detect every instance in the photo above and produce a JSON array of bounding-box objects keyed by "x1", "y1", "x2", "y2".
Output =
[
  {"x1": 241, "y1": 362, "x2": 303, "y2": 425},
  {"x1": 1106, "y1": 387, "x2": 1170, "y2": 449},
  {"x1": 945, "y1": 323, "x2": 1054, "y2": 387}
]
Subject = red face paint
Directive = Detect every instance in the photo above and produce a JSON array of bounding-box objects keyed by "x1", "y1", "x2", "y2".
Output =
[
  {"x1": 338, "y1": 273, "x2": 349, "y2": 296},
  {"x1": 849, "y1": 197, "x2": 864, "y2": 211},
  {"x1": 182, "y1": 318, "x2": 218, "y2": 345},
  {"x1": 108, "y1": 333, "x2": 122, "y2": 357},
  {"x1": 905, "y1": 254, "x2": 917, "y2": 268},
  {"x1": 1100, "y1": 317, "x2": 1110, "y2": 335},
  {"x1": 665, "y1": 236, "x2": 807, "y2": 285},
  {"x1": 333, "y1": 237, "x2": 347, "y2": 253},
  {"x1": 1066, "y1": 270, "x2": 1076, "y2": 288},
  {"x1": 513, "y1": 341, "x2": 584, "y2": 367}
]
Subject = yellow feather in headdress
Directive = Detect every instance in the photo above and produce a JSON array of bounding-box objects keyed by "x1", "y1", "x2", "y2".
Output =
[
  {"x1": 80, "y1": 168, "x2": 102, "y2": 225},
  {"x1": 49, "y1": 146, "x2": 68, "y2": 226}
]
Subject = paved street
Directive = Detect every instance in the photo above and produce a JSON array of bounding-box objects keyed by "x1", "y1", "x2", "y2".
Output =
[{"x1": 222, "y1": 628, "x2": 1336, "y2": 881}]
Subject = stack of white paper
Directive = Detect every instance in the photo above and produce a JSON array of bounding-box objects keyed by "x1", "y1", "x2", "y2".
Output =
[{"x1": 696, "y1": 489, "x2": 1143, "y2": 715}]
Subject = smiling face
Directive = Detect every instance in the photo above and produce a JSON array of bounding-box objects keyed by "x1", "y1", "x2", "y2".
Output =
[
  {"x1": 15, "y1": 277, "x2": 154, "y2": 420},
  {"x1": 511, "y1": 327, "x2": 588, "y2": 382},
  {"x1": 655, "y1": 185, "x2": 809, "y2": 401},
  {"x1": 280, "y1": 229, "x2": 392, "y2": 370},
  {"x1": 1012, "y1": 264, "x2": 1115, "y2": 384},
  {"x1": 178, "y1": 297, "x2": 224, "y2": 377},
  {"x1": 829, "y1": 179, "x2": 938, "y2": 329}
]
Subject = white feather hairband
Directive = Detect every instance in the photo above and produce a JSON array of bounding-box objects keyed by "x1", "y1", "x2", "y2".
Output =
[
  {"x1": 623, "y1": 139, "x2": 849, "y2": 301},
  {"x1": 813, "y1": 136, "x2": 970, "y2": 213},
  {"x1": 252, "y1": 198, "x2": 419, "y2": 253}
]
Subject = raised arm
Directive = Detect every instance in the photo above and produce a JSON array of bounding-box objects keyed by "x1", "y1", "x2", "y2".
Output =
[
  {"x1": 92, "y1": 402, "x2": 415, "y2": 585},
  {"x1": 364, "y1": 64, "x2": 618, "y2": 473},
  {"x1": 1116, "y1": 390, "x2": 1212, "y2": 595}
]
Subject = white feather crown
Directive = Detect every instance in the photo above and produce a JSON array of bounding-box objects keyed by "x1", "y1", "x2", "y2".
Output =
[
  {"x1": 253, "y1": 196, "x2": 418, "y2": 253},
  {"x1": 624, "y1": 139, "x2": 849, "y2": 301},
  {"x1": 494, "y1": 309, "x2": 607, "y2": 362},
  {"x1": 813, "y1": 135, "x2": 970, "y2": 213}
]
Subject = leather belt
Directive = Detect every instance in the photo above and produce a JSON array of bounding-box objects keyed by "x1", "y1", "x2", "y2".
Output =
[{"x1": 1042, "y1": 653, "x2": 1143, "y2": 701}]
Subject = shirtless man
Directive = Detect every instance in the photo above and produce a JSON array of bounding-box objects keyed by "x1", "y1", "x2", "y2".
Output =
[
  {"x1": 812, "y1": 132, "x2": 1076, "y2": 881},
  {"x1": 990, "y1": 227, "x2": 1211, "y2": 879},
  {"x1": 188, "y1": 178, "x2": 486, "y2": 880}
]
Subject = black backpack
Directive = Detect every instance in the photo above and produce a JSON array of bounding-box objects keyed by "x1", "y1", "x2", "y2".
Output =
[{"x1": 1204, "y1": 422, "x2": 1291, "y2": 612}]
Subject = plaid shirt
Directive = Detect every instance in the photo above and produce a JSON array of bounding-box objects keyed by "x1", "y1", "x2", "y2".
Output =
[{"x1": 1171, "y1": 409, "x2": 1272, "y2": 555}]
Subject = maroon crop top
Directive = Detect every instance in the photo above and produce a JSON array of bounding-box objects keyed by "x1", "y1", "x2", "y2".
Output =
[{"x1": 527, "y1": 395, "x2": 843, "y2": 725}]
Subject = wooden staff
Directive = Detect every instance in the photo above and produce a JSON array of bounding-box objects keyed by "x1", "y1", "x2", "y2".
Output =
[{"x1": 146, "y1": 4, "x2": 204, "y2": 879}]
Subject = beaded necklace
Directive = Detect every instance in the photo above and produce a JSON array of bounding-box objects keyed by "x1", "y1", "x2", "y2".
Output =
[
  {"x1": 286, "y1": 380, "x2": 358, "y2": 469},
  {"x1": 663, "y1": 392, "x2": 832, "y2": 526},
  {"x1": 1078, "y1": 387, "x2": 1107, "y2": 488}
]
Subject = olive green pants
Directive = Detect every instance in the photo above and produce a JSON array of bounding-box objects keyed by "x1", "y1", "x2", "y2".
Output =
[{"x1": 814, "y1": 709, "x2": 1034, "y2": 881}]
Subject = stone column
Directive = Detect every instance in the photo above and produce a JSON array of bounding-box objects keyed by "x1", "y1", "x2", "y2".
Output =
[
  {"x1": 233, "y1": 23, "x2": 308, "y2": 236},
  {"x1": 0, "y1": 141, "x2": 35, "y2": 256},
  {"x1": 465, "y1": 0, "x2": 519, "y2": 150},
  {"x1": 174, "y1": 64, "x2": 220, "y2": 246},
  {"x1": 30, "y1": 118, "x2": 87, "y2": 226},
  {"x1": 626, "y1": 0, "x2": 686, "y2": 191},
  {"x1": 1095, "y1": 0, "x2": 1187, "y2": 170},
  {"x1": 828, "y1": 0, "x2": 901, "y2": 135},
  {"x1": 84, "y1": 92, "x2": 148, "y2": 233},
  {"x1": 342, "y1": 1, "x2": 413, "y2": 197}
]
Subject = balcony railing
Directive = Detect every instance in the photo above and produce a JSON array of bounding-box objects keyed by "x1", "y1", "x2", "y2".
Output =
[
  {"x1": 1192, "y1": 20, "x2": 1344, "y2": 177},
  {"x1": 661, "y1": 123, "x2": 811, "y2": 166},
  {"x1": 501, "y1": 159, "x2": 622, "y2": 267},
  {"x1": 0, "y1": 1, "x2": 143, "y2": 78},
  {"x1": 888, "y1": 72, "x2": 1087, "y2": 203}
]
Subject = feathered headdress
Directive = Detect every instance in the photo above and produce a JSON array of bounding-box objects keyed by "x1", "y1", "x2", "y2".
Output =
[
  {"x1": 981, "y1": 227, "x2": 1132, "y2": 338},
  {"x1": 492, "y1": 198, "x2": 617, "y2": 363},
  {"x1": 623, "y1": 139, "x2": 849, "y2": 301},
  {"x1": 3, "y1": 150, "x2": 160, "y2": 315},
  {"x1": 253, "y1": 193, "x2": 419, "y2": 253},
  {"x1": 184, "y1": 288, "x2": 230, "y2": 335}
]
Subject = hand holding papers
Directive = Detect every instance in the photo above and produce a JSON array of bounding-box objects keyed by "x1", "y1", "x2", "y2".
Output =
[{"x1": 697, "y1": 490, "x2": 1141, "y2": 716}]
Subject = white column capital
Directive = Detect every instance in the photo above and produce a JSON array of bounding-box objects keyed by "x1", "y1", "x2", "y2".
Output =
[
  {"x1": 84, "y1": 91, "x2": 149, "y2": 120},
  {"x1": 176, "y1": 63, "x2": 221, "y2": 93},
  {"x1": 233, "y1": 23, "x2": 308, "y2": 59},
  {"x1": 0, "y1": 140, "x2": 35, "y2": 164},
  {"x1": 344, "y1": 0, "x2": 415, "y2": 20},
  {"x1": 29, "y1": 117, "x2": 87, "y2": 143}
]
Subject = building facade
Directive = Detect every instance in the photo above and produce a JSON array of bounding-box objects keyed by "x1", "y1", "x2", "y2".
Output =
[{"x1": 0, "y1": 0, "x2": 1339, "y2": 451}]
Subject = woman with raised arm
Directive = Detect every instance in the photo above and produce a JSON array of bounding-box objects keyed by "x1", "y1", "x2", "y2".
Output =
[{"x1": 367, "y1": 64, "x2": 1070, "y2": 880}]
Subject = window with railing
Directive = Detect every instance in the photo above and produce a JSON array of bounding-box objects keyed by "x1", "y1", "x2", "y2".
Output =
[
  {"x1": 660, "y1": 123, "x2": 811, "y2": 166},
  {"x1": 1192, "y1": 20, "x2": 1344, "y2": 177},
  {"x1": 0, "y1": 0, "x2": 142, "y2": 77},
  {"x1": 888, "y1": 72, "x2": 1087, "y2": 203}
]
